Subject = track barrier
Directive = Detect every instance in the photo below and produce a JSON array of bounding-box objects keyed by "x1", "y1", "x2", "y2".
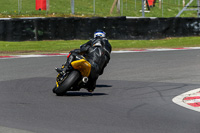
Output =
[{"x1": 0, "y1": 17, "x2": 200, "y2": 41}]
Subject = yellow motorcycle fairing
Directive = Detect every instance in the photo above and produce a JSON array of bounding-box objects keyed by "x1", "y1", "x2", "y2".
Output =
[
  {"x1": 71, "y1": 59, "x2": 91, "y2": 77},
  {"x1": 56, "y1": 65, "x2": 66, "y2": 87},
  {"x1": 56, "y1": 74, "x2": 60, "y2": 87}
]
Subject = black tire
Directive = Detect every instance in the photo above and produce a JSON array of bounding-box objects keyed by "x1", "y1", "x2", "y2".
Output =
[
  {"x1": 52, "y1": 85, "x2": 57, "y2": 93},
  {"x1": 54, "y1": 70, "x2": 81, "y2": 96}
]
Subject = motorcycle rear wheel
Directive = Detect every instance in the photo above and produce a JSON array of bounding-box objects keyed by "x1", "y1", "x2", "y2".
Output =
[{"x1": 54, "y1": 70, "x2": 81, "y2": 96}]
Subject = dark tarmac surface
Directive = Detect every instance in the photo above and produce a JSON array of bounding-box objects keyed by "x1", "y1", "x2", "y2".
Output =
[{"x1": 0, "y1": 50, "x2": 200, "y2": 133}]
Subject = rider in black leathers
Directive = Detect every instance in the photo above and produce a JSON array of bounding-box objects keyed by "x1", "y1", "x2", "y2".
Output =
[{"x1": 58, "y1": 30, "x2": 112, "y2": 92}]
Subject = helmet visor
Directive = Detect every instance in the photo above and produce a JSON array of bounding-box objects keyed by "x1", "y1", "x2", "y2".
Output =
[{"x1": 94, "y1": 31, "x2": 105, "y2": 38}]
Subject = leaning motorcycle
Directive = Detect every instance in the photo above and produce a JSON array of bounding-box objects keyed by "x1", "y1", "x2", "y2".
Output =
[{"x1": 53, "y1": 55, "x2": 92, "y2": 96}]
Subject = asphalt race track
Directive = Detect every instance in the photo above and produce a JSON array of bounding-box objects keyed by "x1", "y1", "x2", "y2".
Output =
[{"x1": 1, "y1": 50, "x2": 200, "y2": 133}]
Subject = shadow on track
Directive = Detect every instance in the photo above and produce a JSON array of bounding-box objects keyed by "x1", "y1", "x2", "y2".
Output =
[
  {"x1": 64, "y1": 92, "x2": 108, "y2": 97},
  {"x1": 62, "y1": 84, "x2": 112, "y2": 97},
  {"x1": 96, "y1": 84, "x2": 112, "y2": 88}
]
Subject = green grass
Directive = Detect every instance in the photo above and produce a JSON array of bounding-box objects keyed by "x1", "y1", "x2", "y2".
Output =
[
  {"x1": 0, "y1": 1, "x2": 199, "y2": 56},
  {"x1": 1, "y1": 36, "x2": 200, "y2": 55},
  {"x1": 0, "y1": 0, "x2": 198, "y2": 18}
]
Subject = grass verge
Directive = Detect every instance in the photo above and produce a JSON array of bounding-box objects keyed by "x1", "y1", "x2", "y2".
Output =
[
  {"x1": 1, "y1": 36, "x2": 200, "y2": 56},
  {"x1": 0, "y1": 0, "x2": 197, "y2": 18}
]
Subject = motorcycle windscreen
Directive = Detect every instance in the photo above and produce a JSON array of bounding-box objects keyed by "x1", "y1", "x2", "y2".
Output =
[{"x1": 71, "y1": 59, "x2": 91, "y2": 77}]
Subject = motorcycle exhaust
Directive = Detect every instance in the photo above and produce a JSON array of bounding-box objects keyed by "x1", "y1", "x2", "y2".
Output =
[{"x1": 82, "y1": 77, "x2": 89, "y2": 83}]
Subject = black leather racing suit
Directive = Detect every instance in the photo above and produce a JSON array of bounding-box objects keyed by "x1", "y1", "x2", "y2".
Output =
[
  {"x1": 67, "y1": 37, "x2": 112, "y2": 90},
  {"x1": 80, "y1": 37, "x2": 111, "y2": 75}
]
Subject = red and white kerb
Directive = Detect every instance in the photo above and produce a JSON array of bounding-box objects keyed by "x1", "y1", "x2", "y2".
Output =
[{"x1": 173, "y1": 88, "x2": 200, "y2": 112}]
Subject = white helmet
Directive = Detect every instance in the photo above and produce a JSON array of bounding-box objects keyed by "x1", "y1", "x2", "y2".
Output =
[{"x1": 94, "y1": 30, "x2": 106, "y2": 38}]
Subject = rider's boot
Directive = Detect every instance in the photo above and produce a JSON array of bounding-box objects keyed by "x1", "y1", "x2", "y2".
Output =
[
  {"x1": 55, "y1": 67, "x2": 63, "y2": 73},
  {"x1": 55, "y1": 65, "x2": 71, "y2": 74},
  {"x1": 56, "y1": 53, "x2": 75, "y2": 74},
  {"x1": 87, "y1": 80, "x2": 96, "y2": 92}
]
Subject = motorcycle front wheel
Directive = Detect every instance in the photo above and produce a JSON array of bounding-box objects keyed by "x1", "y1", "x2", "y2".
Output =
[{"x1": 54, "y1": 70, "x2": 81, "y2": 96}]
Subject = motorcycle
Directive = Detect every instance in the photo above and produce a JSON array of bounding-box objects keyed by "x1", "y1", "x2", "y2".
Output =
[{"x1": 53, "y1": 54, "x2": 92, "y2": 96}]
